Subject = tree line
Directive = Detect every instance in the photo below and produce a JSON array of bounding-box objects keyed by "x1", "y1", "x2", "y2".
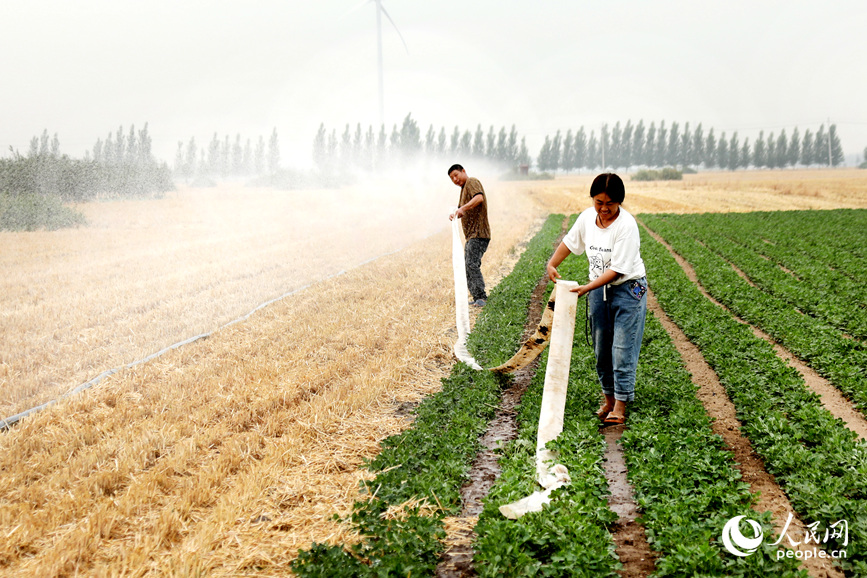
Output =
[
  {"x1": 311, "y1": 114, "x2": 533, "y2": 174},
  {"x1": 2, "y1": 125, "x2": 172, "y2": 203},
  {"x1": 536, "y1": 120, "x2": 845, "y2": 172},
  {"x1": 309, "y1": 115, "x2": 848, "y2": 174},
  {"x1": 172, "y1": 129, "x2": 281, "y2": 181}
]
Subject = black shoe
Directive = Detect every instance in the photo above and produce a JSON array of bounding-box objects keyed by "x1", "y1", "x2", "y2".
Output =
[{"x1": 471, "y1": 299, "x2": 486, "y2": 307}]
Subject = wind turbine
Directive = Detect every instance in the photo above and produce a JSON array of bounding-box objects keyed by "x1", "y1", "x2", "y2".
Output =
[{"x1": 363, "y1": 0, "x2": 409, "y2": 126}]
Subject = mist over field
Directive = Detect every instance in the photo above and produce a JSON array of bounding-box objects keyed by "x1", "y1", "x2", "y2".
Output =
[{"x1": 0, "y1": 163, "x2": 472, "y2": 419}]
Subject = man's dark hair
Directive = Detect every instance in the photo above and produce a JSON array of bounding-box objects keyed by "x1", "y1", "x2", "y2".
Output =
[
  {"x1": 447, "y1": 163, "x2": 464, "y2": 175},
  {"x1": 589, "y1": 172, "x2": 625, "y2": 203}
]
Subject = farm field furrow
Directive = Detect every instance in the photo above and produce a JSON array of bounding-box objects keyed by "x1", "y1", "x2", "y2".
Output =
[
  {"x1": 645, "y1": 290, "x2": 848, "y2": 577},
  {"x1": 706, "y1": 211, "x2": 866, "y2": 297},
  {"x1": 624, "y1": 316, "x2": 805, "y2": 576},
  {"x1": 642, "y1": 213, "x2": 867, "y2": 416},
  {"x1": 657, "y1": 211, "x2": 867, "y2": 340},
  {"x1": 472, "y1": 336, "x2": 621, "y2": 577},
  {"x1": 736, "y1": 209, "x2": 867, "y2": 265},
  {"x1": 667, "y1": 211, "x2": 866, "y2": 311},
  {"x1": 468, "y1": 219, "x2": 623, "y2": 577},
  {"x1": 640, "y1": 224, "x2": 867, "y2": 575}
]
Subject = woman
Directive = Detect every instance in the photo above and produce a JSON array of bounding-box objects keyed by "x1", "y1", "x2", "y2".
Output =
[{"x1": 546, "y1": 173, "x2": 647, "y2": 426}]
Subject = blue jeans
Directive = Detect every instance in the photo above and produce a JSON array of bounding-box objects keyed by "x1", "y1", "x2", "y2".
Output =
[{"x1": 587, "y1": 277, "x2": 647, "y2": 403}]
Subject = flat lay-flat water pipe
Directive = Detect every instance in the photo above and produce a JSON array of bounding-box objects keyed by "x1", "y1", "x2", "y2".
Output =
[{"x1": 500, "y1": 280, "x2": 578, "y2": 519}]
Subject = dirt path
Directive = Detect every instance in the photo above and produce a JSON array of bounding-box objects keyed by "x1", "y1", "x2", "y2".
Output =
[
  {"x1": 436, "y1": 275, "x2": 548, "y2": 577},
  {"x1": 647, "y1": 291, "x2": 843, "y2": 578},
  {"x1": 642, "y1": 223, "x2": 867, "y2": 441},
  {"x1": 602, "y1": 425, "x2": 658, "y2": 577}
]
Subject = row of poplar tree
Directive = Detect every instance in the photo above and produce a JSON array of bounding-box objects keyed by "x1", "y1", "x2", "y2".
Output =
[
  {"x1": 312, "y1": 114, "x2": 533, "y2": 173},
  {"x1": 172, "y1": 129, "x2": 281, "y2": 181},
  {"x1": 1, "y1": 125, "x2": 172, "y2": 202},
  {"x1": 536, "y1": 120, "x2": 846, "y2": 172},
  {"x1": 310, "y1": 115, "x2": 846, "y2": 174}
]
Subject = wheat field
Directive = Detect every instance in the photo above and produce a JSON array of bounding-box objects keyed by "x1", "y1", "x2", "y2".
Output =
[
  {"x1": 1, "y1": 169, "x2": 866, "y2": 576},
  {"x1": 1, "y1": 177, "x2": 472, "y2": 419}
]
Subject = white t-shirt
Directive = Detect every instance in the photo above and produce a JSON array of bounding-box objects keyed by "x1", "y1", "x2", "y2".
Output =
[{"x1": 562, "y1": 207, "x2": 646, "y2": 286}]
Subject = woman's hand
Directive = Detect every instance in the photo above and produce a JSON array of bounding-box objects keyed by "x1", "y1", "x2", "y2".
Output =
[
  {"x1": 546, "y1": 242, "x2": 571, "y2": 284},
  {"x1": 547, "y1": 262, "x2": 561, "y2": 283}
]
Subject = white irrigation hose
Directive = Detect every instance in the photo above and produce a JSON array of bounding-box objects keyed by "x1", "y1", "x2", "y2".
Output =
[
  {"x1": 500, "y1": 280, "x2": 578, "y2": 519},
  {"x1": 1, "y1": 239, "x2": 435, "y2": 432},
  {"x1": 452, "y1": 213, "x2": 482, "y2": 370}
]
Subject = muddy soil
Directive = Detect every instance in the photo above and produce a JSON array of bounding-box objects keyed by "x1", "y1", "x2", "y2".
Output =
[
  {"x1": 602, "y1": 424, "x2": 658, "y2": 577},
  {"x1": 437, "y1": 271, "x2": 551, "y2": 578}
]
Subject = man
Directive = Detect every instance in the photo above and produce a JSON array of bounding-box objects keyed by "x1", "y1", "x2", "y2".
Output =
[{"x1": 448, "y1": 163, "x2": 490, "y2": 307}]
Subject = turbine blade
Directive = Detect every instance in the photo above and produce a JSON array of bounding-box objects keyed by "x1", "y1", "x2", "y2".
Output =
[{"x1": 379, "y1": 4, "x2": 409, "y2": 54}]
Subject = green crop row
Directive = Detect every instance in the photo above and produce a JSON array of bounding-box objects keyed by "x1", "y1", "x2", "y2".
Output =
[
  {"x1": 661, "y1": 214, "x2": 866, "y2": 340},
  {"x1": 642, "y1": 214, "x2": 867, "y2": 414},
  {"x1": 705, "y1": 209, "x2": 867, "y2": 263},
  {"x1": 722, "y1": 209, "x2": 867, "y2": 275},
  {"x1": 291, "y1": 214, "x2": 567, "y2": 576},
  {"x1": 671, "y1": 211, "x2": 866, "y2": 306},
  {"x1": 657, "y1": 211, "x2": 866, "y2": 338},
  {"x1": 623, "y1": 314, "x2": 804, "y2": 576},
  {"x1": 639, "y1": 222, "x2": 867, "y2": 575}
]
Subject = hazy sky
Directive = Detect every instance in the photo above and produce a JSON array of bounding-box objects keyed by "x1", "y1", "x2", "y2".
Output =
[{"x1": 3, "y1": 1, "x2": 866, "y2": 166}]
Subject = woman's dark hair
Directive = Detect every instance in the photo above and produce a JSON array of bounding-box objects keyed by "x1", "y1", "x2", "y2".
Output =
[{"x1": 589, "y1": 172, "x2": 625, "y2": 203}]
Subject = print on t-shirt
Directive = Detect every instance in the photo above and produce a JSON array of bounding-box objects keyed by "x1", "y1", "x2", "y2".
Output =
[{"x1": 588, "y1": 245, "x2": 611, "y2": 279}]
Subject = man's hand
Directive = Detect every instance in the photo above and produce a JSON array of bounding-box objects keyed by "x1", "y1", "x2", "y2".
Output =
[{"x1": 449, "y1": 207, "x2": 465, "y2": 221}]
